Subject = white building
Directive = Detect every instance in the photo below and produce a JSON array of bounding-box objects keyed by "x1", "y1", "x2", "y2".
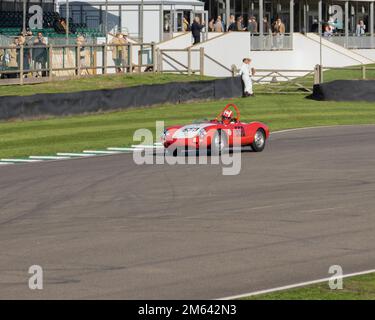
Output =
[{"x1": 57, "y1": 0, "x2": 206, "y2": 43}]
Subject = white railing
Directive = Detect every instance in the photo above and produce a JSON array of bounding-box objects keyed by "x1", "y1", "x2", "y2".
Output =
[
  {"x1": 326, "y1": 34, "x2": 375, "y2": 49},
  {"x1": 250, "y1": 33, "x2": 293, "y2": 51}
]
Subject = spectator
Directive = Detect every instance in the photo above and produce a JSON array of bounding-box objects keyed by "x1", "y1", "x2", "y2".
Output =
[
  {"x1": 191, "y1": 16, "x2": 205, "y2": 44},
  {"x1": 25, "y1": 30, "x2": 33, "y2": 44},
  {"x1": 311, "y1": 18, "x2": 319, "y2": 33},
  {"x1": 239, "y1": 58, "x2": 255, "y2": 97},
  {"x1": 0, "y1": 48, "x2": 5, "y2": 79},
  {"x1": 272, "y1": 18, "x2": 285, "y2": 48},
  {"x1": 18, "y1": 35, "x2": 31, "y2": 77},
  {"x1": 183, "y1": 16, "x2": 190, "y2": 32},
  {"x1": 356, "y1": 20, "x2": 366, "y2": 36},
  {"x1": 76, "y1": 35, "x2": 89, "y2": 75},
  {"x1": 33, "y1": 32, "x2": 47, "y2": 77},
  {"x1": 263, "y1": 17, "x2": 270, "y2": 34},
  {"x1": 164, "y1": 14, "x2": 170, "y2": 32},
  {"x1": 54, "y1": 18, "x2": 67, "y2": 34},
  {"x1": 327, "y1": 16, "x2": 337, "y2": 33},
  {"x1": 208, "y1": 18, "x2": 215, "y2": 32},
  {"x1": 323, "y1": 23, "x2": 333, "y2": 37},
  {"x1": 214, "y1": 16, "x2": 224, "y2": 32},
  {"x1": 7, "y1": 37, "x2": 19, "y2": 78},
  {"x1": 236, "y1": 16, "x2": 246, "y2": 31},
  {"x1": 262, "y1": 17, "x2": 271, "y2": 49},
  {"x1": 272, "y1": 17, "x2": 285, "y2": 34},
  {"x1": 227, "y1": 15, "x2": 236, "y2": 31},
  {"x1": 247, "y1": 16, "x2": 258, "y2": 33},
  {"x1": 110, "y1": 32, "x2": 128, "y2": 73}
]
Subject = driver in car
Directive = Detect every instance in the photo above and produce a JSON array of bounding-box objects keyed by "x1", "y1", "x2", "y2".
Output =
[{"x1": 222, "y1": 109, "x2": 234, "y2": 125}]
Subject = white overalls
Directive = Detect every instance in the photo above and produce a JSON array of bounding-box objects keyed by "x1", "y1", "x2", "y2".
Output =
[{"x1": 239, "y1": 63, "x2": 253, "y2": 95}]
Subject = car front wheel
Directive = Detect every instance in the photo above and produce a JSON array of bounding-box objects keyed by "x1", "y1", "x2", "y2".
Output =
[{"x1": 250, "y1": 128, "x2": 266, "y2": 152}]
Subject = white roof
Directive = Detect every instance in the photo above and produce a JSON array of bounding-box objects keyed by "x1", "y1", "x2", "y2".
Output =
[{"x1": 58, "y1": 0, "x2": 204, "y2": 5}]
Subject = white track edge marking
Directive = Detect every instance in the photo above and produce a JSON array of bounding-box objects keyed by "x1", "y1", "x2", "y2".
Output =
[
  {"x1": 217, "y1": 268, "x2": 375, "y2": 300},
  {"x1": 1, "y1": 124, "x2": 375, "y2": 167}
]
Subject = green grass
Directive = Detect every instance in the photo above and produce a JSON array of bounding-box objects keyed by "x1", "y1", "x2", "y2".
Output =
[
  {"x1": 1, "y1": 63, "x2": 373, "y2": 97},
  {"x1": 0, "y1": 73, "x2": 212, "y2": 97},
  {"x1": 0, "y1": 67, "x2": 375, "y2": 159},
  {"x1": 0, "y1": 94, "x2": 375, "y2": 159},
  {"x1": 242, "y1": 272, "x2": 375, "y2": 300}
]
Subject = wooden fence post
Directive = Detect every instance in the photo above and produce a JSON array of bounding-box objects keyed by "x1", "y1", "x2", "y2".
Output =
[
  {"x1": 128, "y1": 43, "x2": 133, "y2": 73},
  {"x1": 19, "y1": 45, "x2": 24, "y2": 85},
  {"x1": 314, "y1": 64, "x2": 323, "y2": 84},
  {"x1": 158, "y1": 49, "x2": 163, "y2": 73},
  {"x1": 199, "y1": 47, "x2": 204, "y2": 76},
  {"x1": 138, "y1": 45, "x2": 142, "y2": 73},
  {"x1": 362, "y1": 65, "x2": 366, "y2": 80},
  {"x1": 187, "y1": 47, "x2": 191, "y2": 76},
  {"x1": 155, "y1": 48, "x2": 159, "y2": 73},
  {"x1": 231, "y1": 65, "x2": 236, "y2": 77},
  {"x1": 103, "y1": 43, "x2": 107, "y2": 75},
  {"x1": 76, "y1": 44, "x2": 81, "y2": 77},
  {"x1": 313, "y1": 64, "x2": 319, "y2": 84},
  {"x1": 319, "y1": 64, "x2": 323, "y2": 83},
  {"x1": 48, "y1": 44, "x2": 53, "y2": 80},
  {"x1": 151, "y1": 42, "x2": 156, "y2": 73}
]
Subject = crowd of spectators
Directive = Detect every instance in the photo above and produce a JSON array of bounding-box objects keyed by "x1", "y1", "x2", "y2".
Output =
[
  {"x1": 322, "y1": 16, "x2": 367, "y2": 37},
  {"x1": 188, "y1": 14, "x2": 287, "y2": 44},
  {"x1": 109, "y1": 32, "x2": 129, "y2": 73},
  {"x1": 0, "y1": 29, "x2": 135, "y2": 79},
  {"x1": 0, "y1": 13, "x2": 86, "y2": 79},
  {"x1": 0, "y1": 30, "x2": 48, "y2": 79},
  {"x1": 53, "y1": 17, "x2": 76, "y2": 35}
]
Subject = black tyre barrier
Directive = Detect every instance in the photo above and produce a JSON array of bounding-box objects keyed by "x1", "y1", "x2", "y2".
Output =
[
  {"x1": 0, "y1": 77, "x2": 243, "y2": 120},
  {"x1": 310, "y1": 80, "x2": 375, "y2": 102}
]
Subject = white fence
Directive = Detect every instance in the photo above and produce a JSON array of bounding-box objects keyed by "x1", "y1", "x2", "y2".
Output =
[
  {"x1": 250, "y1": 33, "x2": 293, "y2": 51},
  {"x1": 327, "y1": 34, "x2": 375, "y2": 49}
]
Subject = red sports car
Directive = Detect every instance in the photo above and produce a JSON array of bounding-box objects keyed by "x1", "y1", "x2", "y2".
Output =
[{"x1": 161, "y1": 103, "x2": 269, "y2": 155}]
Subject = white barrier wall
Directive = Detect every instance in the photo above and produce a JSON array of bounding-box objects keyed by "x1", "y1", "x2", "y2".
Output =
[
  {"x1": 157, "y1": 32, "x2": 250, "y2": 76},
  {"x1": 158, "y1": 33, "x2": 374, "y2": 77},
  {"x1": 304, "y1": 33, "x2": 373, "y2": 65},
  {"x1": 351, "y1": 49, "x2": 375, "y2": 61},
  {"x1": 157, "y1": 33, "x2": 194, "y2": 50},
  {"x1": 158, "y1": 32, "x2": 224, "y2": 50},
  {"x1": 156, "y1": 32, "x2": 375, "y2": 77},
  {"x1": 193, "y1": 32, "x2": 251, "y2": 77}
]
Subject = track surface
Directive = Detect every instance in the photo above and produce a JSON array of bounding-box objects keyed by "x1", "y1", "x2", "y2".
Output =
[{"x1": 1, "y1": 125, "x2": 375, "y2": 299}]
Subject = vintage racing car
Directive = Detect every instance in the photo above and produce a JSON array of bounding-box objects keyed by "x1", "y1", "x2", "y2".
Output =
[{"x1": 161, "y1": 104, "x2": 269, "y2": 155}]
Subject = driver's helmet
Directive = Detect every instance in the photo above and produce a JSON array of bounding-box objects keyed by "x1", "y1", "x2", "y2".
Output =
[{"x1": 222, "y1": 109, "x2": 233, "y2": 125}]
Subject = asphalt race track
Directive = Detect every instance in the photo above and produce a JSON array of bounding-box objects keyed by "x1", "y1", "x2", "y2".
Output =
[{"x1": 1, "y1": 125, "x2": 375, "y2": 299}]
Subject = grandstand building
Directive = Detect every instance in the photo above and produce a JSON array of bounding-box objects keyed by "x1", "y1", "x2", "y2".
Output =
[
  {"x1": 57, "y1": 0, "x2": 205, "y2": 43},
  {"x1": 56, "y1": 0, "x2": 375, "y2": 43},
  {"x1": 1, "y1": 0, "x2": 375, "y2": 79},
  {"x1": 0, "y1": 0, "x2": 374, "y2": 44},
  {"x1": 206, "y1": 0, "x2": 374, "y2": 35}
]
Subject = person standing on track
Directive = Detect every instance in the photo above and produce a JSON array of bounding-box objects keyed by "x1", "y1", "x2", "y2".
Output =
[{"x1": 239, "y1": 58, "x2": 255, "y2": 97}]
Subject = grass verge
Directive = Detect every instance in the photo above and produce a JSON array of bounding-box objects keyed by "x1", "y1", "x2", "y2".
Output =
[
  {"x1": 0, "y1": 93, "x2": 375, "y2": 159},
  {"x1": 242, "y1": 272, "x2": 375, "y2": 300},
  {"x1": 0, "y1": 73, "x2": 212, "y2": 97}
]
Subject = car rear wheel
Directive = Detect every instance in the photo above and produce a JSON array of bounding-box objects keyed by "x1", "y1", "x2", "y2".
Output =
[
  {"x1": 250, "y1": 128, "x2": 266, "y2": 152},
  {"x1": 211, "y1": 130, "x2": 228, "y2": 155}
]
